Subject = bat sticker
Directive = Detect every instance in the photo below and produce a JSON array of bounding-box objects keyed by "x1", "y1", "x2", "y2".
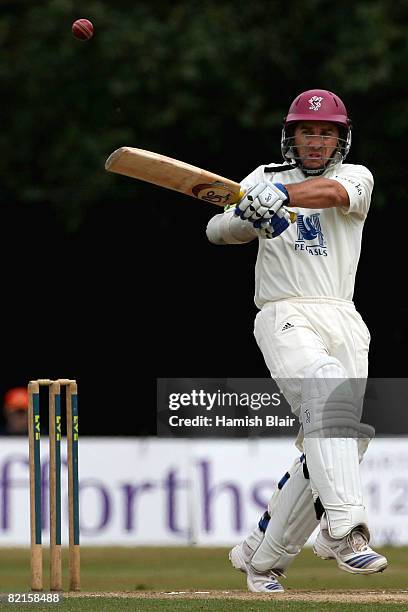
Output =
[{"x1": 192, "y1": 182, "x2": 234, "y2": 204}]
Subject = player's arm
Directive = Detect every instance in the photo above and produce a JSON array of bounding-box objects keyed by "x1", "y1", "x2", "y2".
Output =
[
  {"x1": 286, "y1": 166, "x2": 373, "y2": 217},
  {"x1": 285, "y1": 178, "x2": 349, "y2": 209},
  {"x1": 206, "y1": 167, "x2": 296, "y2": 244},
  {"x1": 206, "y1": 183, "x2": 293, "y2": 244},
  {"x1": 206, "y1": 206, "x2": 258, "y2": 245},
  {"x1": 207, "y1": 167, "x2": 267, "y2": 245}
]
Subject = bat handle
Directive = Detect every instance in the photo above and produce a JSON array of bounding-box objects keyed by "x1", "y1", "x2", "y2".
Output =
[{"x1": 231, "y1": 189, "x2": 246, "y2": 204}]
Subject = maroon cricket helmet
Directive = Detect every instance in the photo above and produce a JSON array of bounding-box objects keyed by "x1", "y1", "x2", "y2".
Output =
[{"x1": 285, "y1": 89, "x2": 350, "y2": 128}]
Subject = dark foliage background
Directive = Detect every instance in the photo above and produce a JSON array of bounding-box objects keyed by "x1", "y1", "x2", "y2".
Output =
[{"x1": 1, "y1": 1, "x2": 407, "y2": 434}]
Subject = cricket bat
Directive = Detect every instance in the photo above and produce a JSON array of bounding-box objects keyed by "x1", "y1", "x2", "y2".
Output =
[
  {"x1": 105, "y1": 146, "x2": 245, "y2": 207},
  {"x1": 105, "y1": 147, "x2": 296, "y2": 221}
]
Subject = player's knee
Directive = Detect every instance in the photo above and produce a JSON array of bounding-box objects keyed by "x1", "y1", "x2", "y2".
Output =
[
  {"x1": 300, "y1": 356, "x2": 365, "y2": 437},
  {"x1": 303, "y1": 355, "x2": 346, "y2": 382}
]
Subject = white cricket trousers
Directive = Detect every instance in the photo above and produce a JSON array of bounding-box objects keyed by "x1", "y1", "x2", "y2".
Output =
[{"x1": 254, "y1": 297, "x2": 370, "y2": 418}]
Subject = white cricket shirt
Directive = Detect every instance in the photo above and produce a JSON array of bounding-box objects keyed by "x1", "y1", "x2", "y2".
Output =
[{"x1": 239, "y1": 162, "x2": 373, "y2": 307}]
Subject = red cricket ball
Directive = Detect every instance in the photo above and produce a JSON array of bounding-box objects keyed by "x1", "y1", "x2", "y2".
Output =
[{"x1": 72, "y1": 18, "x2": 94, "y2": 41}]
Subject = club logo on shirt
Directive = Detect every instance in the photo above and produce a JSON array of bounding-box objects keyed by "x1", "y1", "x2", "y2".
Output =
[{"x1": 295, "y1": 213, "x2": 327, "y2": 256}]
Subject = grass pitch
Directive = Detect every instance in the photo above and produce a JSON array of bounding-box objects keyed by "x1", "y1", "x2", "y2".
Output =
[{"x1": 0, "y1": 546, "x2": 406, "y2": 610}]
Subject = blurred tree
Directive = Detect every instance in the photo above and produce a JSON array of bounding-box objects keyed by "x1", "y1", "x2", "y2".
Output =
[
  {"x1": 1, "y1": 0, "x2": 407, "y2": 431},
  {"x1": 1, "y1": 0, "x2": 407, "y2": 230}
]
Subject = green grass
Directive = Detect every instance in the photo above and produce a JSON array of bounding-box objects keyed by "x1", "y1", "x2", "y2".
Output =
[
  {"x1": 1, "y1": 546, "x2": 405, "y2": 592},
  {"x1": 0, "y1": 601, "x2": 407, "y2": 612},
  {"x1": 94, "y1": 604, "x2": 408, "y2": 612},
  {"x1": 0, "y1": 546, "x2": 406, "y2": 611}
]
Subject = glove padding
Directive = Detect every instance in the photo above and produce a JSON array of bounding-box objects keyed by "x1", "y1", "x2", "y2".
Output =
[
  {"x1": 235, "y1": 182, "x2": 289, "y2": 223},
  {"x1": 255, "y1": 213, "x2": 291, "y2": 239},
  {"x1": 235, "y1": 182, "x2": 292, "y2": 239}
]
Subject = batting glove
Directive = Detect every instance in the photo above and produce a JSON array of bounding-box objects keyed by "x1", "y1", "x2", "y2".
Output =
[
  {"x1": 255, "y1": 209, "x2": 292, "y2": 239},
  {"x1": 235, "y1": 182, "x2": 293, "y2": 239},
  {"x1": 235, "y1": 182, "x2": 290, "y2": 223}
]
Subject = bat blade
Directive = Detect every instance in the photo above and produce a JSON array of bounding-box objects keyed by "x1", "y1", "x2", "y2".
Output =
[{"x1": 105, "y1": 146, "x2": 244, "y2": 207}]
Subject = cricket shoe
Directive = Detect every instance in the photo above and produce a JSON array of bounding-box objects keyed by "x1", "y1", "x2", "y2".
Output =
[
  {"x1": 313, "y1": 524, "x2": 388, "y2": 574},
  {"x1": 229, "y1": 542, "x2": 285, "y2": 593}
]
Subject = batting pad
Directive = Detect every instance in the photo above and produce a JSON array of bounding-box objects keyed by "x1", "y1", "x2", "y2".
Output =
[
  {"x1": 300, "y1": 357, "x2": 372, "y2": 539},
  {"x1": 251, "y1": 455, "x2": 318, "y2": 572}
]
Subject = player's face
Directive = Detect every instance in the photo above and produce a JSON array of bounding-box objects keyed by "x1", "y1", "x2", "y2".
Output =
[
  {"x1": 7, "y1": 409, "x2": 28, "y2": 434},
  {"x1": 294, "y1": 121, "x2": 340, "y2": 170}
]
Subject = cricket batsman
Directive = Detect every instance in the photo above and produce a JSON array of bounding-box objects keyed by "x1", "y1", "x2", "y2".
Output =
[{"x1": 206, "y1": 89, "x2": 387, "y2": 593}]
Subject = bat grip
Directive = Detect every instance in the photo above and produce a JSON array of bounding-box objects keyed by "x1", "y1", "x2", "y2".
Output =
[{"x1": 231, "y1": 189, "x2": 246, "y2": 204}]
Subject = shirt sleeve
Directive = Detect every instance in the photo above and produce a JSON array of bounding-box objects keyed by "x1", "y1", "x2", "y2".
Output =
[
  {"x1": 206, "y1": 208, "x2": 258, "y2": 244},
  {"x1": 330, "y1": 165, "x2": 374, "y2": 219}
]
